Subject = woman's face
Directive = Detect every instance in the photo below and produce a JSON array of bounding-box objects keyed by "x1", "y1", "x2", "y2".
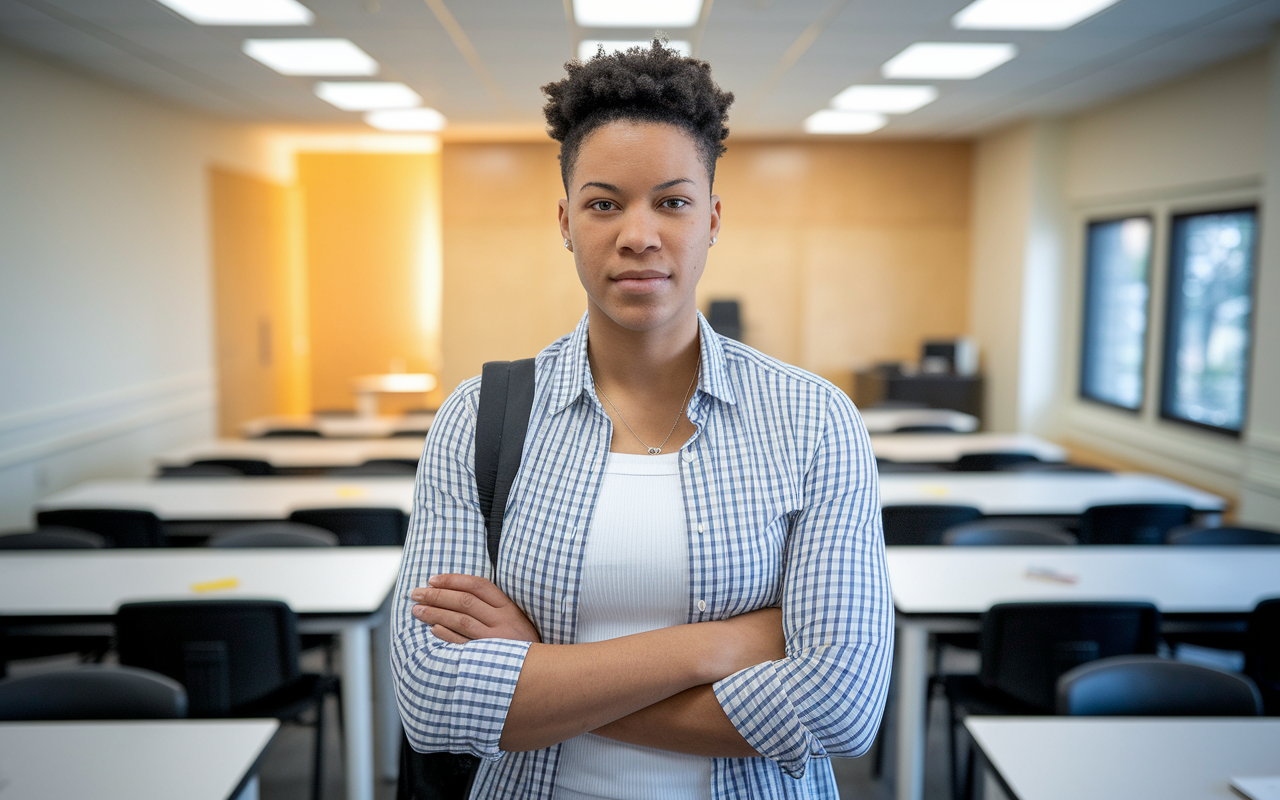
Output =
[{"x1": 559, "y1": 121, "x2": 721, "y2": 336}]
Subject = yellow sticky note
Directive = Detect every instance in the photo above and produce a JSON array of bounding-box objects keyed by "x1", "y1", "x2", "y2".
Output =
[
  {"x1": 336, "y1": 486, "x2": 368, "y2": 498},
  {"x1": 191, "y1": 577, "x2": 240, "y2": 593},
  {"x1": 920, "y1": 485, "x2": 951, "y2": 497}
]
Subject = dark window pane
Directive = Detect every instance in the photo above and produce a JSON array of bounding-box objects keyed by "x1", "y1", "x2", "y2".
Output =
[
  {"x1": 1162, "y1": 208, "x2": 1256, "y2": 433},
  {"x1": 1081, "y1": 217, "x2": 1152, "y2": 410}
]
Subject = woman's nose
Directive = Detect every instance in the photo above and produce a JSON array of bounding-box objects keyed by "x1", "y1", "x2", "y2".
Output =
[{"x1": 616, "y1": 209, "x2": 661, "y2": 253}]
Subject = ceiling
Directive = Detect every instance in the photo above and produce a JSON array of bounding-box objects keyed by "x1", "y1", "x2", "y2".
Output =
[{"x1": 3, "y1": 0, "x2": 1279, "y2": 138}]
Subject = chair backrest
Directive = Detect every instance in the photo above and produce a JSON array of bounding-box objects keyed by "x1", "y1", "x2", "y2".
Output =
[
  {"x1": 325, "y1": 460, "x2": 417, "y2": 477},
  {"x1": 1246, "y1": 597, "x2": 1280, "y2": 715},
  {"x1": 288, "y1": 507, "x2": 408, "y2": 546},
  {"x1": 1057, "y1": 655, "x2": 1261, "y2": 716},
  {"x1": 892, "y1": 425, "x2": 962, "y2": 434},
  {"x1": 158, "y1": 464, "x2": 243, "y2": 478},
  {"x1": 191, "y1": 459, "x2": 275, "y2": 476},
  {"x1": 0, "y1": 666, "x2": 188, "y2": 720},
  {"x1": 1167, "y1": 525, "x2": 1280, "y2": 546},
  {"x1": 876, "y1": 460, "x2": 948, "y2": 474},
  {"x1": 116, "y1": 600, "x2": 300, "y2": 717},
  {"x1": 882, "y1": 504, "x2": 982, "y2": 546},
  {"x1": 255, "y1": 428, "x2": 324, "y2": 438},
  {"x1": 208, "y1": 522, "x2": 338, "y2": 548},
  {"x1": 1078, "y1": 503, "x2": 1193, "y2": 545},
  {"x1": 952, "y1": 452, "x2": 1042, "y2": 472},
  {"x1": 35, "y1": 509, "x2": 165, "y2": 548},
  {"x1": 943, "y1": 521, "x2": 1076, "y2": 546},
  {"x1": 981, "y1": 602, "x2": 1161, "y2": 711},
  {"x1": 0, "y1": 526, "x2": 106, "y2": 549}
]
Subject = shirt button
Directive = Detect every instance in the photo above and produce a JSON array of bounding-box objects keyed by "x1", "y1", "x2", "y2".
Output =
[
  {"x1": 682, "y1": 449, "x2": 695, "y2": 463},
  {"x1": 697, "y1": 523, "x2": 705, "y2": 534},
  {"x1": 696, "y1": 599, "x2": 707, "y2": 612}
]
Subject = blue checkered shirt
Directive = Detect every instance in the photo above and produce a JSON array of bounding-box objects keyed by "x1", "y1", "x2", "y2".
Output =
[{"x1": 392, "y1": 312, "x2": 893, "y2": 799}]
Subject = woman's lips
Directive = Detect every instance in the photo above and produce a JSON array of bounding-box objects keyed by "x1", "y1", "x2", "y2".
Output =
[{"x1": 612, "y1": 270, "x2": 669, "y2": 292}]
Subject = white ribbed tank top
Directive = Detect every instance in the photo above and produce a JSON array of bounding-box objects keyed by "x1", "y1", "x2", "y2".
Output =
[{"x1": 551, "y1": 451, "x2": 712, "y2": 800}]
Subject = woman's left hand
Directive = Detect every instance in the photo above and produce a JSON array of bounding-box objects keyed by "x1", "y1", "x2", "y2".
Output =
[{"x1": 409, "y1": 574, "x2": 542, "y2": 644}]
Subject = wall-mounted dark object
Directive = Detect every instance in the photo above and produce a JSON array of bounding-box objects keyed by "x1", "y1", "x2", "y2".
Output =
[{"x1": 707, "y1": 300, "x2": 742, "y2": 341}]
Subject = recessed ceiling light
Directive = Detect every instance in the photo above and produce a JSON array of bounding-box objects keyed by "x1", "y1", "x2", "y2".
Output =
[
  {"x1": 953, "y1": 0, "x2": 1121, "y2": 30},
  {"x1": 315, "y1": 82, "x2": 421, "y2": 111},
  {"x1": 244, "y1": 39, "x2": 378, "y2": 76},
  {"x1": 881, "y1": 42, "x2": 1016, "y2": 79},
  {"x1": 573, "y1": 0, "x2": 703, "y2": 28},
  {"x1": 577, "y1": 39, "x2": 691, "y2": 61},
  {"x1": 831, "y1": 85, "x2": 938, "y2": 114},
  {"x1": 803, "y1": 110, "x2": 887, "y2": 135},
  {"x1": 365, "y1": 108, "x2": 447, "y2": 131},
  {"x1": 154, "y1": 0, "x2": 314, "y2": 25}
]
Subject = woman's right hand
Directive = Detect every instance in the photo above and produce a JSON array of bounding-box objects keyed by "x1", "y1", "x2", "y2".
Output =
[
  {"x1": 709, "y1": 606, "x2": 786, "y2": 679},
  {"x1": 410, "y1": 573, "x2": 542, "y2": 645}
]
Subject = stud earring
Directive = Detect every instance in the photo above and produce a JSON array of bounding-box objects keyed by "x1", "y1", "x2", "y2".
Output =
[
  {"x1": 710, "y1": 237, "x2": 717, "y2": 246},
  {"x1": 563, "y1": 238, "x2": 573, "y2": 251}
]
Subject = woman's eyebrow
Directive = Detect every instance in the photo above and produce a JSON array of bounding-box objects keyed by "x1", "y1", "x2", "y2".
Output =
[
  {"x1": 578, "y1": 180, "x2": 619, "y2": 193},
  {"x1": 652, "y1": 178, "x2": 693, "y2": 191}
]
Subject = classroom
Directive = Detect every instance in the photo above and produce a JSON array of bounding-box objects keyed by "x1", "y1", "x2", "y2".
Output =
[{"x1": 1, "y1": 1, "x2": 1278, "y2": 799}]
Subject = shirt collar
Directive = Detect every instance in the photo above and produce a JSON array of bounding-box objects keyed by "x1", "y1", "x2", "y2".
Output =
[{"x1": 546, "y1": 311, "x2": 738, "y2": 415}]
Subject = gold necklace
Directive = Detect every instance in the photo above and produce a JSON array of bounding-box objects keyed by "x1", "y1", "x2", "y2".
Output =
[{"x1": 594, "y1": 366, "x2": 699, "y2": 455}]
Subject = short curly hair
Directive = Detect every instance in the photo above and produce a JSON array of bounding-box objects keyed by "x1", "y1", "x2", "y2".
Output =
[{"x1": 542, "y1": 39, "x2": 734, "y2": 191}]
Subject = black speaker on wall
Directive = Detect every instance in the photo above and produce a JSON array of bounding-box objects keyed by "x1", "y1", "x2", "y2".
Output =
[{"x1": 707, "y1": 300, "x2": 742, "y2": 341}]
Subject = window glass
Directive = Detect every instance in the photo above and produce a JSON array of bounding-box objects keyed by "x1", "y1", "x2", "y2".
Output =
[
  {"x1": 1162, "y1": 208, "x2": 1256, "y2": 433},
  {"x1": 1081, "y1": 217, "x2": 1152, "y2": 410}
]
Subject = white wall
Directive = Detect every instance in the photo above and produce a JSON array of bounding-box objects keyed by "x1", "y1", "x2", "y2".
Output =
[{"x1": 0, "y1": 43, "x2": 274, "y2": 528}]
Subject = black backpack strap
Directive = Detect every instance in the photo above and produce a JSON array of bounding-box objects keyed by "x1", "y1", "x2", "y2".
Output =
[{"x1": 475, "y1": 358, "x2": 536, "y2": 567}]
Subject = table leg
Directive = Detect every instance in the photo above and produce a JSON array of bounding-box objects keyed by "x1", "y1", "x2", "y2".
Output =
[
  {"x1": 340, "y1": 621, "x2": 374, "y2": 800},
  {"x1": 894, "y1": 622, "x2": 929, "y2": 800},
  {"x1": 373, "y1": 613, "x2": 400, "y2": 781}
]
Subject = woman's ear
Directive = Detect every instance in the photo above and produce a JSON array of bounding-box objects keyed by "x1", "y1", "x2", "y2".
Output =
[
  {"x1": 558, "y1": 198, "x2": 571, "y2": 244},
  {"x1": 709, "y1": 194, "x2": 722, "y2": 246}
]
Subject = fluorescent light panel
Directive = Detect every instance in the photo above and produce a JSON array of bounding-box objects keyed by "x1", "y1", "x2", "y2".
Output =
[
  {"x1": 831, "y1": 85, "x2": 937, "y2": 113},
  {"x1": 953, "y1": 0, "x2": 1121, "y2": 30},
  {"x1": 573, "y1": 0, "x2": 702, "y2": 28},
  {"x1": 365, "y1": 108, "x2": 447, "y2": 131},
  {"x1": 804, "y1": 110, "x2": 887, "y2": 135},
  {"x1": 155, "y1": 0, "x2": 314, "y2": 25},
  {"x1": 578, "y1": 39, "x2": 691, "y2": 61},
  {"x1": 882, "y1": 42, "x2": 1016, "y2": 79},
  {"x1": 244, "y1": 39, "x2": 378, "y2": 76},
  {"x1": 315, "y1": 82, "x2": 421, "y2": 111}
]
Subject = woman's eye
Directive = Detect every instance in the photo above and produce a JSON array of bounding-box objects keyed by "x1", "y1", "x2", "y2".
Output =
[
  {"x1": 591, "y1": 200, "x2": 615, "y2": 211},
  {"x1": 662, "y1": 198, "x2": 689, "y2": 209}
]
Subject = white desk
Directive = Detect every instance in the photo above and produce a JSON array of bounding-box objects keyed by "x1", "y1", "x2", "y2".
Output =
[
  {"x1": 879, "y1": 471, "x2": 1224, "y2": 515},
  {"x1": 38, "y1": 477, "x2": 416, "y2": 520},
  {"x1": 965, "y1": 718, "x2": 1280, "y2": 800},
  {"x1": 0, "y1": 719, "x2": 278, "y2": 800},
  {"x1": 241, "y1": 413, "x2": 434, "y2": 439},
  {"x1": 0, "y1": 549, "x2": 404, "y2": 800},
  {"x1": 869, "y1": 433, "x2": 1067, "y2": 463},
  {"x1": 860, "y1": 408, "x2": 979, "y2": 434},
  {"x1": 885, "y1": 547, "x2": 1280, "y2": 800},
  {"x1": 353, "y1": 374, "x2": 437, "y2": 419},
  {"x1": 156, "y1": 438, "x2": 426, "y2": 470}
]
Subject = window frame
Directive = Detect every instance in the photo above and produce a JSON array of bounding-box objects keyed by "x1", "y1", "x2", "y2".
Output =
[
  {"x1": 1158, "y1": 204, "x2": 1259, "y2": 437},
  {"x1": 1077, "y1": 213, "x2": 1155, "y2": 414}
]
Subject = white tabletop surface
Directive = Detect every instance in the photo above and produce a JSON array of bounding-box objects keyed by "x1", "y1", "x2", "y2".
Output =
[
  {"x1": 965, "y1": 718, "x2": 1280, "y2": 800},
  {"x1": 869, "y1": 433, "x2": 1067, "y2": 463},
  {"x1": 859, "y1": 408, "x2": 980, "y2": 434},
  {"x1": 886, "y1": 546, "x2": 1280, "y2": 615},
  {"x1": 37, "y1": 477, "x2": 416, "y2": 519},
  {"x1": 156, "y1": 438, "x2": 426, "y2": 469},
  {"x1": 879, "y1": 471, "x2": 1224, "y2": 514},
  {"x1": 0, "y1": 547, "x2": 404, "y2": 616},
  {"x1": 241, "y1": 413, "x2": 434, "y2": 439},
  {"x1": 0, "y1": 719, "x2": 278, "y2": 800}
]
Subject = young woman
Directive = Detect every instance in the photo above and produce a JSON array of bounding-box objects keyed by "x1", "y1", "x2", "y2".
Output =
[{"x1": 392, "y1": 42, "x2": 892, "y2": 799}]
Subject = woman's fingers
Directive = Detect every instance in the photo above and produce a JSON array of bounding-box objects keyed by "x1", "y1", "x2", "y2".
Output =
[
  {"x1": 414, "y1": 586, "x2": 502, "y2": 627},
  {"x1": 431, "y1": 624, "x2": 471, "y2": 645},
  {"x1": 414, "y1": 603, "x2": 488, "y2": 640},
  {"x1": 427, "y1": 573, "x2": 515, "y2": 609},
  {"x1": 409, "y1": 573, "x2": 543, "y2": 644}
]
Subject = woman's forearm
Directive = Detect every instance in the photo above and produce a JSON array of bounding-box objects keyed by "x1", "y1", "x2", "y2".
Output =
[{"x1": 591, "y1": 684, "x2": 760, "y2": 757}]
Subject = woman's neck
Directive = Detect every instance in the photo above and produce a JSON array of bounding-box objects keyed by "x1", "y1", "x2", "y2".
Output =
[{"x1": 585, "y1": 305, "x2": 701, "y2": 396}]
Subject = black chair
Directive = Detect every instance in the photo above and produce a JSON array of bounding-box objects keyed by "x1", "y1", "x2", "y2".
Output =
[
  {"x1": 208, "y1": 522, "x2": 338, "y2": 548},
  {"x1": 876, "y1": 459, "x2": 948, "y2": 474},
  {"x1": 943, "y1": 520, "x2": 1076, "y2": 547},
  {"x1": 1077, "y1": 503, "x2": 1193, "y2": 545},
  {"x1": 289, "y1": 507, "x2": 408, "y2": 546},
  {"x1": 191, "y1": 459, "x2": 275, "y2": 476},
  {"x1": 158, "y1": 464, "x2": 244, "y2": 478},
  {"x1": 116, "y1": 600, "x2": 337, "y2": 800},
  {"x1": 0, "y1": 666, "x2": 188, "y2": 720},
  {"x1": 325, "y1": 460, "x2": 418, "y2": 477},
  {"x1": 0, "y1": 526, "x2": 106, "y2": 549},
  {"x1": 1056, "y1": 655, "x2": 1262, "y2": 716},
  {"x1": 255, "y1": 428, "x2": 324, "y2": 438},
  {"x1": 951, "y1": 452, "x2": 1041, "y2": 472},
  {"x1": 35, "y1": 508, "x2": 165, "y2": 548},
  {"x1": 1246, "y1": 598, "x2": 1280, "y2": 715},
  {"x1": 391, "y1": 429, "x2": 431, "y2": 437},
  {"x1": 882, "y1": 505, "x2": 982, "y2": 546},
  {"x1": 941, "y1": 602, "x2": 1160, "y2": 799},
  {"x1": 893, "y1": 425, "x2": 963, "y2": 434},
  {"x1": 1167, "y1": 525, "x2": 1280, "y2": 546}
]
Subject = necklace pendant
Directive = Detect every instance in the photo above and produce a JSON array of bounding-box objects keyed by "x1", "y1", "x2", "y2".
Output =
[{"x1": 647, "y1": 446, "x2": 662, "y2": 455}]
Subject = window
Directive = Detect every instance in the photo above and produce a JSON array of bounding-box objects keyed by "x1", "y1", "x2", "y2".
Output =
[
  {"x1": 1161, "y1": 207, "x2": 1257, "y2": 433},
  {"x1": 1080, "y1": 216, "x2": 1153, "y2": 410}
]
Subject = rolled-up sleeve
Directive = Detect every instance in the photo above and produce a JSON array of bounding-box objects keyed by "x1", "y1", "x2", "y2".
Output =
[
  {"x1": 713, "y1": 391, "x2": 893, "y2": 778},
  {"x1": 391, "y1": 377, "x2": 532, "y2": 759}
]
